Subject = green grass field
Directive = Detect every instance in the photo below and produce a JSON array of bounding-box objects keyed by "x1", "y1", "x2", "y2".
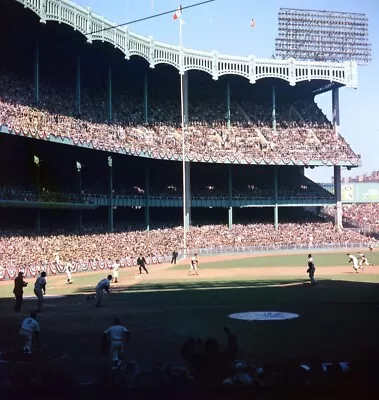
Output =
[{"x1": 0, "y1": 250, "x2": 378, "y2": 380}]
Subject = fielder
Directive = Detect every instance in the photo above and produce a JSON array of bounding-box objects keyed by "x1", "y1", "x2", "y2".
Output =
[
  {"x1": 102, "y1": 318, "x2": 130, "y2": 368},
  {"x1": 65, "y1": 260, "x2": 73, "y2": 284},
  {"x1": 358, "y1": 253, "x2": 372, "y2": 270},
  {"x1": 346, "y1": 254, "x2": 359, "y2": 273},
  {"x1": 19, "y1": 311, "x2": 40, "y2": 354},
  {"x1": 112, "y1": 259, "x2": 120, "y2": 283},
  {"x1": 34, "y1": 271, "x2": 47, "y2": 312},
  {"x1": 188, "y1": 254, "x2": 199, "y2": 275},
  {"x1": 95, "y1": 275, "x2": 112, "y2": 307}
]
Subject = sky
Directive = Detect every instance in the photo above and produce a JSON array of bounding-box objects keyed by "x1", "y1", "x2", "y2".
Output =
[{"x1": 74, "y1": 0, "x2": 379, "y2": 183}]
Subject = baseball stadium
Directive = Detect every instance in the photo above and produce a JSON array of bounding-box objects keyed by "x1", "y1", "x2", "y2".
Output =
[{"x1": 0, "y1": 0, "x2": 378, "y2": 395}]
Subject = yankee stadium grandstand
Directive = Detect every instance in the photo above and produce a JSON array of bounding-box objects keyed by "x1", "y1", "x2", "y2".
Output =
[{"x1": 0, "y1": 0, "x2": 375, "y2": 271}]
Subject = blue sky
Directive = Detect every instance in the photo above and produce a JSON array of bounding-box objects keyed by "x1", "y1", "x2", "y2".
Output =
[{"x1": 75, "y1": 0, "x2": 378, "y2": 183}]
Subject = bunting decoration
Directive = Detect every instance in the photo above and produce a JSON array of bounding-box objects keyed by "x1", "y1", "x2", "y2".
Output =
[{"x1": 0, "y1": 257, "x2": 164, "y2": 281}]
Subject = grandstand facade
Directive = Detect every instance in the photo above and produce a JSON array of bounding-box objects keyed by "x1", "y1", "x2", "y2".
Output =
[{"x1": 0, "y1": 0, "x2": 361, "y2": 236}]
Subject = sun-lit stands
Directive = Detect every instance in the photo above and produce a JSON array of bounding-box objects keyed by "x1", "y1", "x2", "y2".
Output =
[
  {"x1": 324, "y1": 203, "x2": 379, "y2": 233},
  {"x1": 0, "y1": 221, "x2": 374, "y2": 271},
  {"x1": 0, "y1": 74, "x2": 359, "y2": 165}
]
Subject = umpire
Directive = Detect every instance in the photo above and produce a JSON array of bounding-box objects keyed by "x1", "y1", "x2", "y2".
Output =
[
  {"x1": 307, "y1": 254, "x2": 316, "y2": 286},
  {"x1": 137, "y1": 254, "x2": 149, "y2": 274},
  {"x1": 13, "y1": 272, "x2": 28, "y2": 312},
  {"x1": 171, "y1": 249, "x2": 178, "y2": 265}
]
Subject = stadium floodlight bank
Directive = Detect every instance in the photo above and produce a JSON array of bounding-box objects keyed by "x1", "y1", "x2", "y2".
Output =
[{"x1": 275, "y1": 8, "x2": 371, "y2": 65}]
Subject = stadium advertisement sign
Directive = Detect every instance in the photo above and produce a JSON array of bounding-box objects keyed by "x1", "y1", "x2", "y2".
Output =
[{"x1": 341, "y1": 183, "x2": 379, "y2": 203}]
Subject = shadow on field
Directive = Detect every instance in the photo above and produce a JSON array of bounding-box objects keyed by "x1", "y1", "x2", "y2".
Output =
[
  {"x1": 0, "y1": 277, "x2": 378, "y2": 394},
  {"x1": 74, "y1": 278, "x2": 379, "y2": 296}
]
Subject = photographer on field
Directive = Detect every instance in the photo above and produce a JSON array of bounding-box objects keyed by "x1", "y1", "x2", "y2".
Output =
[
  {"x1": 180, "y1": 326, "x2": 239, "y2": 384},
  {"x1": 13, "y1": 271, "x2": 28, "y2": 313}
]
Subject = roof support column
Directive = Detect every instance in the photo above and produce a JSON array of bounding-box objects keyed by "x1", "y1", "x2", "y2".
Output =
[
  {"x1": 145, "y1": 165, "x2": 150, "y2": 231},
  {"x1": 274, "y1": 166, "x2": 278, "y2": 230},
  {"x1": 144, "y1": 73, "x2": 148, "y2": 124},
  {"x1": 334, "y1": 166, "x2": 342, "y2": 230},
  {"x1": 228, "y1": 164, "x2": 233, "y2": 229},
  {"x1": 226, "y1": 80, "x2": 231, "y2": 130},
  {"x1": 108, "y1": 65, "x2": 112, "y2": 123},
  {"x1": 332, "y1": 87, "x2": 340, "y2": 138},
  {"x1": 34, "y1": 40, "x2": 40, "y2": 104},
  {"x1": 272, "y1": 84, "x2": 276, "y2": 131},
  {"x1": 108, "y1": 156, "x2": 114, "y2": 233},
  {"x1": 76, "y1": 56, "x2": 81, "y2": 115}
]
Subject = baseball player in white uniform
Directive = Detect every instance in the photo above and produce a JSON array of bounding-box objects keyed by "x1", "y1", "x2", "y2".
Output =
[
  {"x1": 346, "y1": 254, "x2": 359, "y2": 273},
  {"x1": 112, "y1": 259, "x2": 120, "y2": 283},
  {"x1": 358, "y1": 253, "x2": 372, "y2": 270},
  {"x1": 95, "y1": 275, "x2": 112, "y2": 307},
  {"x1": 102, "y1": 318, "x2": 130, "y2": 368},
  {"x1": 19, "y1": 311, "x2": 40, "y2": 354},
  {"x1": 188, "y1": 254, "x2": 199, "y2": 275},
  {"x1": 34, "y1": 271, "x2": 47, "y2": 311},
  {"x1": 65, "y1": 260, "x2": 73, "y2": 284}
]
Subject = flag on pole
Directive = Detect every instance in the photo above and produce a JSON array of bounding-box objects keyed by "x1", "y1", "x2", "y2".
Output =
[
  {"x1": 76, "y1": 161, "x2": 82, "y2": 171},
  {"x1": 34, "y1": 155, "x2": 40, "y2": 165},
  {"x1": 173, "y1": 4, "x2": 183, "y2": 20}
]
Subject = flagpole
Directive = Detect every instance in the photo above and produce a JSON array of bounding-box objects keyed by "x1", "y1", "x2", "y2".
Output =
[{"x1": 180, "y1": 17, "x2": 187, "y2": 258}]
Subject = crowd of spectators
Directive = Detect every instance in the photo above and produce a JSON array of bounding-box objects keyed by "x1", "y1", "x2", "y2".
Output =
[
  {"x1": 0, "y1": 222, "x2": 374, "y2": 271},
  {"x1": 323, "y1": 203, "x2": 379, "y2": 234},
  {"x1": 0, "y1": 74, "x2": 359, "y2": 164}
]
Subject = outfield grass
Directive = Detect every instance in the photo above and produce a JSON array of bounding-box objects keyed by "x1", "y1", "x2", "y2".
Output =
[
  {"x1": 0, "y1": 251, "x2": 378, "y2": 380},
  {"x1": 171, "y1": 251, "x2": 378, "y2": 269}
]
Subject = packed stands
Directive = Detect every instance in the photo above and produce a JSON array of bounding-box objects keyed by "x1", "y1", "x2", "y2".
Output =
[
  {"x1": 0, "y1": 222, "x2": 374, "y2": 272},
  {"x1": 0, "y1": 74, "x2": 359, "y2": 165},
  {"x1": 323, "y1": 203, "x2": 379, "y2": 234}
]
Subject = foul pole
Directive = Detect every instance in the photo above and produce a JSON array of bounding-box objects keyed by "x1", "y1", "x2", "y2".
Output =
[{"x1": 180, "y1": 18, "x2": 187, "y2": 257}]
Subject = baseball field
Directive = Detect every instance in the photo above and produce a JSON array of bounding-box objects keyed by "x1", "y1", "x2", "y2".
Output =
[{"x1": 0, "y1": 250, "x2": 378, "y2": 382}]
